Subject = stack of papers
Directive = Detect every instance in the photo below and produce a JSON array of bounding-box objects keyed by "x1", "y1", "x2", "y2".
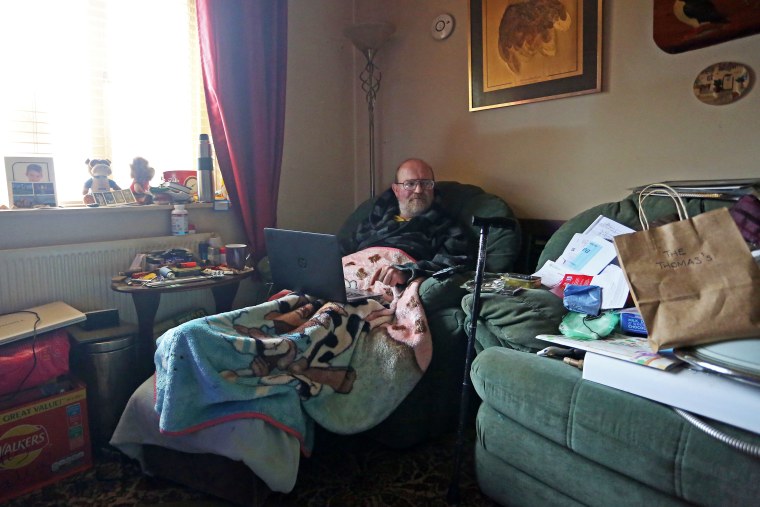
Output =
[{"x1": 533, "y1": 216, "x2": 634, "y2": 310}]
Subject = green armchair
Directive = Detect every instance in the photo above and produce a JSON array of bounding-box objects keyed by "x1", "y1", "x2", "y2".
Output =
[{"x1": 338, "y1": 181, "x2": 521, "y2": 448}]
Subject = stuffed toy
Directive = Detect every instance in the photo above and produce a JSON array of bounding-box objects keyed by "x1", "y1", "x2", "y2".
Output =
[
  {"x1": 130, "y1": 157, "x2": 155, "y2": 204},
  {"x1": 83, "y1": 158, "x2": 120, "y2": 195}
]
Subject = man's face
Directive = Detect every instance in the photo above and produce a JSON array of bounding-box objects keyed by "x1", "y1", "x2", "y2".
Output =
[
  {"x1": 392, "y1": 161, "x2": 435, "y2": 219},
  {"x1": 27, "y1": 169, "x2": 43, "y2": 182}
]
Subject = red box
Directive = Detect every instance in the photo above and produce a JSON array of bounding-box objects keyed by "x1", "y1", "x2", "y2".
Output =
[{"x1": 0, "y1": 378, "x2": 92, "y2": 503}]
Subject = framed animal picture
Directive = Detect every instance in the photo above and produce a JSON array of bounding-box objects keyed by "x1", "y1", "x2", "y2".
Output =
[{"x1": 654, "y1": 0, "x2": 760, "y2": 53}]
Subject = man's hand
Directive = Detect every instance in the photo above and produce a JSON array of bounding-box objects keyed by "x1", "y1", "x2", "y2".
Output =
[{"x1": 371, "y1": 265, "x2": 411, "y2": 287}]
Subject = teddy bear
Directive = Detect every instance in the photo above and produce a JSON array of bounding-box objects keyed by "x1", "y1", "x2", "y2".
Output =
[
  {"x1": 82, "y1": 158, "x2": 120, "y2": 195},
  {"x1": 129, "y1": 157, "x2": 156, "y2": 204}
]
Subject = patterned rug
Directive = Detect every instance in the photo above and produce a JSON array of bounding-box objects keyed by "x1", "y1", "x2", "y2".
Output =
[{"x1": 5, "y1": 428, "x2": 498, "y2": 507}]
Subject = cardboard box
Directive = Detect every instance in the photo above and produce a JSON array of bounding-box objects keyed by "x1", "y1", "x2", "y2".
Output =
[{"x1": 0, "y1": 378, "x2": 92, "y2": 503}]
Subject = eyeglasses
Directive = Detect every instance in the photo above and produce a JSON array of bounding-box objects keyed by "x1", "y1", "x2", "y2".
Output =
[{"x1": 395, "y1": 179, "x2": 435, "y2": 191}]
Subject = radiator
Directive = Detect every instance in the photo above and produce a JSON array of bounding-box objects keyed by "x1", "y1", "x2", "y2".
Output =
[{"x1": 0, "y1": 234, "x2": 220, "y2": 328}]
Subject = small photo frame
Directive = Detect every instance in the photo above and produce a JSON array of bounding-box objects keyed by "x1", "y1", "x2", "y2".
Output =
[
  {"x1": 94, "y1": 193, "x2": 107, "y2": 206},
  {"x1": 5, "y1": 156, "x2": 57, "y2": 208},
  {"x1": 103, "y1": 191, "x2": 117, "y2": 205},
  {"x1": 122, "y1": 189, "x2": 137, "y2": 204},
  {"x1": 113, "y1": 190, "x2": 126, "y2": 204}
]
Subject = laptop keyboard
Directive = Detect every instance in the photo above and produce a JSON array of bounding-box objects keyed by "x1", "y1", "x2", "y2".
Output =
[{"x1": 346, "y1": 288, "x2": 370, "y2": 298}]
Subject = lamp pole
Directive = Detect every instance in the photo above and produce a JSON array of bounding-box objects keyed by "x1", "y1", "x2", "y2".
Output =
[
  {"x1": 361, "y1": 48, "x2": 381, "y2": 198},
  {"x1": 344, "y1": 22, "x2": 395, "y2": 199}
]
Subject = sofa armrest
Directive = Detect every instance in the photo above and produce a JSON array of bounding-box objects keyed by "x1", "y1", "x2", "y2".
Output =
[{"x1": 463, "y1": 288, "x2": 567, "y2": 353}]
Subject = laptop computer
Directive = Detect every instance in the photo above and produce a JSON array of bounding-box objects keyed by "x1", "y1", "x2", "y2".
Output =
[
  {"x1": 264, "y1": 228, "x2": 381, "y2": 303},
  {"x1": 0, "y1": 301, "x2": 86, "y2": 347}
]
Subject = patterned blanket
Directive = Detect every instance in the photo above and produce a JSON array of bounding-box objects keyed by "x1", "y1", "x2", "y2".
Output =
[{"x1": 153, "y1": 248, "x2": 431, "y2": 454}]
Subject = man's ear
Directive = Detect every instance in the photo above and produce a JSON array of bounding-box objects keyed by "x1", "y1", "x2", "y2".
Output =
[{"x1": 391, "y1": 183, "x2": 403, "y2": 201}]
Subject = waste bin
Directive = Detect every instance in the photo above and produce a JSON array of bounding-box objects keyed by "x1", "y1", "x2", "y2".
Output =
[{"x1": 68, "y1": 322, "x2": 140, "y2": 451}]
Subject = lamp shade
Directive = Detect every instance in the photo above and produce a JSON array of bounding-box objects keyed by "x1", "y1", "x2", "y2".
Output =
[{"x1": 343, "y1": 22, "x2": 396, "y2": 53}]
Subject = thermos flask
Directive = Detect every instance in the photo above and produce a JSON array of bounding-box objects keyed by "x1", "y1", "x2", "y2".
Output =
[{"x1": 197, "y1": 133, "x2": 214, "y2": 202}]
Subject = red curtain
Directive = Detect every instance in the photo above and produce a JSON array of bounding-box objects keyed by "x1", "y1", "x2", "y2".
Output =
[{"x1": 196, "y1": 0, "x2": 288, "y2": 261}]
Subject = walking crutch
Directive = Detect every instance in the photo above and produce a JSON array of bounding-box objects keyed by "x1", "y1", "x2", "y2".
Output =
[{"x1": 447, "y1": 215, "x2": 516, "y2": 505}]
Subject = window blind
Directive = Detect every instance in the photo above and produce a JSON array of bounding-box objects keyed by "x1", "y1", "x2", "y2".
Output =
[{"x1": 0, "y1": 0, "x2": 219, "y2": 206}]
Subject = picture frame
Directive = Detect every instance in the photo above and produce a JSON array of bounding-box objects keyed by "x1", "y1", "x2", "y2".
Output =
[
  {"x1": 93, "y1": 192, "x2": 107, "y2": 206},
  {"x1": 469, "y1": 0, "x2": 602, "y2": 111},
  {"x1": 122, "y1": 189, "x2": 137, "y2": 204},
  {"x1": 4, "y1": 156, "x2": 57, "y2": 208},
  {"x1": 103, "y1": 191, "x2": 117, "y2": 205}
]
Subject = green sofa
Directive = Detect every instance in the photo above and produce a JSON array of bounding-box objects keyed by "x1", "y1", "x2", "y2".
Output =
[
  {"x1": 338, "y1": 181, "x2": 520, "y2": 447},
  {"x1": 464, "y1": 193, "x2": 760, "y2": 506}
]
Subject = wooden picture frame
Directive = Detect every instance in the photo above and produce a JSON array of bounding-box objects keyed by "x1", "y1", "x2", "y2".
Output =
[
  {"x1": 469, "y1": 0, "x2": 602, "y2": 111},
  {"x1": 4, "y1": 156, "x2": 57, "y2": 208},
  {"x1": 654, "y1": 0, "x2": 760, "y2": 54}
]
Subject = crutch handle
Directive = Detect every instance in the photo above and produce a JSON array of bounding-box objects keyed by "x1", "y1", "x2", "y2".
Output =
[{"x1": 472, "y1": 216, "x2": 516, "y2": 229}]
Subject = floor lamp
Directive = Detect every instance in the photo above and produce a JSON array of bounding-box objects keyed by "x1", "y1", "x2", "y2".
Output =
[{"x1": 344, "y1": 22, "x2": 395, "y2": 198}]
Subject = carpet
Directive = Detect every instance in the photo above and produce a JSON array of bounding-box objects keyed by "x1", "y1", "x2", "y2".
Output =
[{"x1": 5, "y1": 428, "x2": 497, "y2": 506}]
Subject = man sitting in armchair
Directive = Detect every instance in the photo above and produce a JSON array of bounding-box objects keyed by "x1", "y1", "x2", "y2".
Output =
[{"x1": 343, "y1": 157, "x2": 474, "y2": 286}]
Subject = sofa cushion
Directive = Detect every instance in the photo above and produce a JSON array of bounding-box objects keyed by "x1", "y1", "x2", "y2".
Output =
[
  {"x1": 471, "y1": 347, "x2": 760, "y2": 506},
  {"x1": 476, "y1": 404, "x2": 687, "y2": 507}
]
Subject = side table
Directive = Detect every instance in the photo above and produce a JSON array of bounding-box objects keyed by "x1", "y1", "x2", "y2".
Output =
[{"x1": 111, "y1": 270, "x2": 254, "y2": 381}]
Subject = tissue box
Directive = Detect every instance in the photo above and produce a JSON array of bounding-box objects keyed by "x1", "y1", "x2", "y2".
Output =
[
  {"x1": 0, "y1": 377, "x2": 92, "y2": 503},
  {"x1": 619, "y1": 307, "x2": 648, "y2": 336}
]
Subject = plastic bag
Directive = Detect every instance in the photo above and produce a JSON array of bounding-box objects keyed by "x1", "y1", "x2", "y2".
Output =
[
  {"x1": 563, "y1": 284, "x2": 602, "y2": 316},
  {"x1": 559, "y1": 311, "x2": 619, "y2": 341}
]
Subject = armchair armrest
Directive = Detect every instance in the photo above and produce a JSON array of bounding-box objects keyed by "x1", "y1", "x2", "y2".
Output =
[{"x1": 463, "y1": 288, "x2": 567, "y2": 353}]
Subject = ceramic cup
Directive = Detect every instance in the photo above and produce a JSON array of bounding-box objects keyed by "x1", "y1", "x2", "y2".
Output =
[{"x1": 225, "y1": 244, "x2": 248, "y2": 270}]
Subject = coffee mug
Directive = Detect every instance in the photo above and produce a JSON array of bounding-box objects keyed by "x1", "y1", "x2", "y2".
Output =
[{"x1": 225, "y1": 244, "x2": 248, "y2": 270}]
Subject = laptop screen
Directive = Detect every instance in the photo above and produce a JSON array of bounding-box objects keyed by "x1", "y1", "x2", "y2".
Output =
[{"x1": 264, "y1": 228, "x2": 350, "y2": 302}]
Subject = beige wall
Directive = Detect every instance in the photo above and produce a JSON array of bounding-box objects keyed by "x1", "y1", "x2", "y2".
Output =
[
  {"x1": 275, "y1": 0, "x2": 357, "y2": 233},
  {"x1": 3, "y1": 1, "x2": 759, "y2": 249},
  {"x1": 350, "y1": 0, "x2": 760, "y2": 220}
]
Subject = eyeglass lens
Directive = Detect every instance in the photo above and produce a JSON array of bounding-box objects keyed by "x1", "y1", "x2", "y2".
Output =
[{"x1": 400, "y1": 179, "x2": 435, "y2": 190}]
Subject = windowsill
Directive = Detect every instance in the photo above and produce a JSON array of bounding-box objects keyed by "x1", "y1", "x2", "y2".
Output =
[{"x1": 0, "y1": 202, "x2": 216, "y2": 215}]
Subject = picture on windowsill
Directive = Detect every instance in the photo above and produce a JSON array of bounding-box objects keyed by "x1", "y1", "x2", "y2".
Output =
[
  {"x1": 4, "y1": 156, "x2": 57, "y2": 209},
  {"x1": 122, "y1": 189, "x2": 137, "y2": 204},
  {"x1": 90, "y1": 189, "x2": 138, "y2": 207}
]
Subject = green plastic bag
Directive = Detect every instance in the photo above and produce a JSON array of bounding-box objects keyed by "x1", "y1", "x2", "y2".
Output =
[{"x1": 559, "y1": 311, "x2": 619, "y2": 341}]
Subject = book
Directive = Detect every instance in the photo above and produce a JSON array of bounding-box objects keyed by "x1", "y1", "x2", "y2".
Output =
[
  {"x1": 536, "y1": 333, "x2": 681, "y2": 370},
  {"x1": 583, "y1": 352, "x2": 760, "y2": 435}
]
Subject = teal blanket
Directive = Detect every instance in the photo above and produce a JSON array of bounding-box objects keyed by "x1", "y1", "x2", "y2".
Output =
[{"x1": 154, "y1": 254, "x2": 431, "y2": 455}]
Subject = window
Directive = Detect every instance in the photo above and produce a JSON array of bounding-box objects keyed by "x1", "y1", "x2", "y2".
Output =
[{"x1": 0, "y1": 0, "x2": 220, "y2": 206}]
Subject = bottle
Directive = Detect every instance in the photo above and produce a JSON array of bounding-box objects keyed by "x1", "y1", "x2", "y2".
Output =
[
  {"x1": 197, "y1": 134, "x2": 214, "y2": 202},
  {"x1": 171, "y1": 204, "x2": 189, "y2": 235},
  {"x1": 208, "y1": 233, "x2": 223, "y2": 249},
  {"x1": 219, "y1": 246, "x2": 227, "y2": 265}
]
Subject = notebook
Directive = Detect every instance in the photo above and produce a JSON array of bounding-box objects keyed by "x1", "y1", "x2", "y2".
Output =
[
  {"x1": 264, "y1": 228, "x2": 381, "y2": 303},
  {"x1": 0, "y1": 301, "x2": 86, "y2": 346}
]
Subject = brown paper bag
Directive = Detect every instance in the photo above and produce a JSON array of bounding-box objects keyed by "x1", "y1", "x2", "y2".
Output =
[{"x1": 613, "y1": 185, "x2": 760, "y2": 352}]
